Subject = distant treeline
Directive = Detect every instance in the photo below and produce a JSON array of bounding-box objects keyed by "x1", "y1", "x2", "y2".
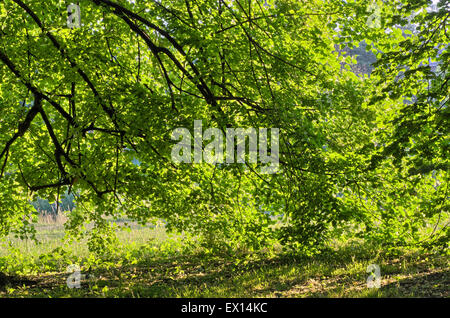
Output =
[{"x1": 31, "y1": 192, "x2": 75, "y2": 215}]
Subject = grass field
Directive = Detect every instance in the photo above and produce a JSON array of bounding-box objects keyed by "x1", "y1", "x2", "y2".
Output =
[{"x1": 0, "y1": 215, "x2": 448, "y2": 298}]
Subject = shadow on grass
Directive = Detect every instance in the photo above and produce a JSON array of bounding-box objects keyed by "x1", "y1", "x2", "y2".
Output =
[
  {"x1": 378, "y1": 270, "x2": 449, "y2": 297},
  {"x1": 0, "y1": 272, "x2": 37, "y2": 291},
  {"x1": 2, "y1": 242, "x2": 448, "y2": 298}
]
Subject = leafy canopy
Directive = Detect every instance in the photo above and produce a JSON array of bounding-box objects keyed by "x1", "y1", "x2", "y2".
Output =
[{"x1": 0, "y1": 0, "x2": 447, "y2": 252}]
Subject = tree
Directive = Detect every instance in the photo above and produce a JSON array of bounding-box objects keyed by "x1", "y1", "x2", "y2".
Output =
[
  {"x1": 0, "y1": 0, "x2": 446, "y2": 252},
  {"x1": 337, "y1": 0, "x2": 449, "y2": 247},
  {"x1": 366, "y1": 0, "x2": 449, "y2": 246}
]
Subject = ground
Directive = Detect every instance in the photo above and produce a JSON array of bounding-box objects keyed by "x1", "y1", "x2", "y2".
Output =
[{"x1": 0, "y1": 216, "x2": 448, "y2": 298}]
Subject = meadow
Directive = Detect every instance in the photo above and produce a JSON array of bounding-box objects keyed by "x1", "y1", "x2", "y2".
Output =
[{"x1": 0, "y1": 214, "x2": 448, "y2": 298}]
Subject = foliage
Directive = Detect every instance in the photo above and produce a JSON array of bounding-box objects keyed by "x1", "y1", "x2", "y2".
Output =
[{"x1": 0, "y1": 0, "x2": 447, "y2": 255}]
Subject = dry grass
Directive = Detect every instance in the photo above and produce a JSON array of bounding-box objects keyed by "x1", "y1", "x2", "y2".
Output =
[{"x1": 37, "y1": 213, "x2": 68, "y2": 225}]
